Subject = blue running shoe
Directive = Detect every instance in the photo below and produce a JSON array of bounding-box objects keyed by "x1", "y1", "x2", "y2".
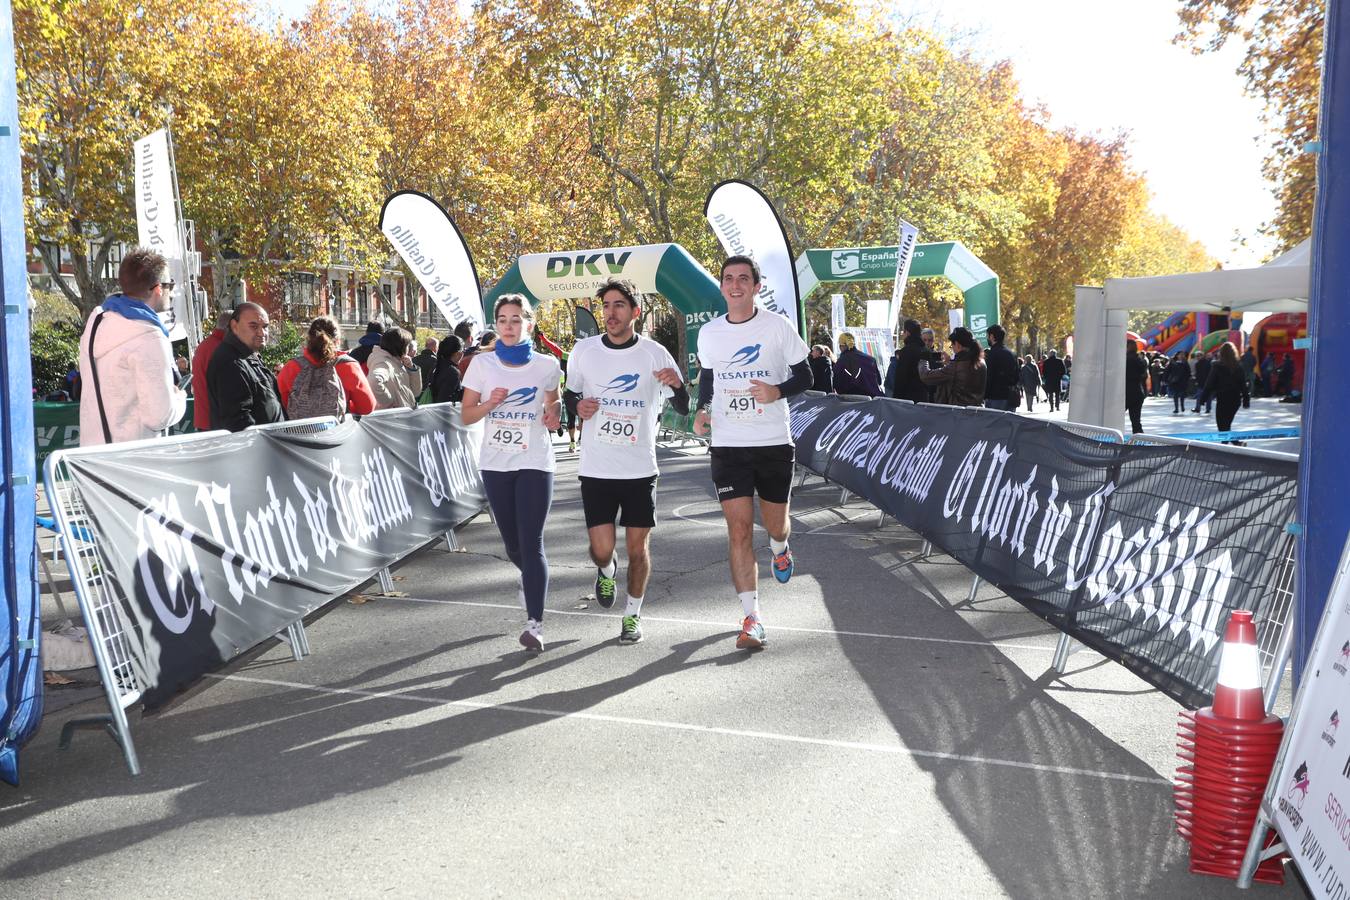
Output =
[{"x1": 772, "y1": 547, "x2": 794, "y2": 583}]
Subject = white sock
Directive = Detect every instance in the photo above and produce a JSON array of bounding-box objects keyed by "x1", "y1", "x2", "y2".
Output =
[
  {"x1": 526, "y1": 617, "x2": 541, "y2": 634},
  {"x1": 770, "y1": 536, "x2": 789, "y2": 555},
  {"x1": 600, "y1": 557, "x2": 617, "y2": 578},
  {"x1": 738, "y1": 590, "x2": 759, "y2": 618},
  {"x1": 625, "y1": 594, "x2": 644, "y2": 617}
]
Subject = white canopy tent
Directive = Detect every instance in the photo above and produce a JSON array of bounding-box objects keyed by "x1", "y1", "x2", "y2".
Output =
[{"x1": 1068, "y1": 239, "x2": 1311, "y2": 429}]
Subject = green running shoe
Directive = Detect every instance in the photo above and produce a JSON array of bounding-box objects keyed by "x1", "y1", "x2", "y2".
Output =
[
  {"x1": 619, "y1": 615, "x2": 643, "y2": 644},
  {"x1": 595, "y1": 568, "x2": 617, "y2": 608}
]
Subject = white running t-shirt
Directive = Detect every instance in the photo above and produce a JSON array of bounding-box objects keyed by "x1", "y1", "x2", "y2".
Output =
[
  {"x1": 697, "y1": 309, "x2": 810, "y2": 447},
  {"x1": 462, "y1": 351, "x2": 562, "y2": 472},
  {"x1": 567, "y1": 334, "x2": 679, "y2": 479}
]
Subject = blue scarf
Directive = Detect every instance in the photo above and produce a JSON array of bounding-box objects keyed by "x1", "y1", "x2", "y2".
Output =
[
  {"x1": 103, "y1": 293, "x2": 169, "y2": 337},
  {"x1": 495, "y1": 340, "x2": 534, "y2": 366}
]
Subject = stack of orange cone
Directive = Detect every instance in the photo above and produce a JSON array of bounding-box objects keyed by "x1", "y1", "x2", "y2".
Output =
[{"x1": 1174, "y1": 610, "x2": 1286, "y2": 884}]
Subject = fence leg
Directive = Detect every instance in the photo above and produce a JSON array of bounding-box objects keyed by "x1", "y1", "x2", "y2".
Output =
[
  {"x1": 919, "y1": 539, "x2": 932, "y2": 560},
  {"x1": 796, "y1": 465, "x2": 809, "y2": 489},
  {"x1": 1237, "y1": 814, "x2": 1285, "y2": 889},
  {"x1": 445, "y1": 529, "x2": 461, "y2": 552},
  {"x1": 876, "y1": 508, "x2": 888, "y2": 529},
  {"x1": 58, "y1": 706, "x2": 140, "y2": 776},
  {"x1": 1052, "y1": 632, "x2": 1076, "y2": 674},
  {"x1": 377, "y1": 567, "x2": 395, "y2": 594},
  {"x1": 966, "y1": 575, "x2": 981, "y2": 604},
  {"x1": 838, "y1": 487, "x2": 850, "y2": 506}
]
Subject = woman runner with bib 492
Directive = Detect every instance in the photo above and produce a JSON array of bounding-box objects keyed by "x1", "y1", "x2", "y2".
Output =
[{"x1": 461, "y1": 295, "x2": 563, "y2": 651}]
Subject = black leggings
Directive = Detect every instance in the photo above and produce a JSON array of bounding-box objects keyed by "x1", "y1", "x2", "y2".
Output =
[
  {"x1": 1216, "y1": 399, "x2": 1240, "y2": 437},
  {"x1": 482, "y1": 469, "x2": 554, "y2": 621}
]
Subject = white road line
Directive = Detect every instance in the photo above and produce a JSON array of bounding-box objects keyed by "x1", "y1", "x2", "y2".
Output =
[
  {"x1": 380, "y1": 596, "x2": 1063, "y2": 654},
  {"x1": 209, "y1": 672, "x2": 1166, "y2": 786}
]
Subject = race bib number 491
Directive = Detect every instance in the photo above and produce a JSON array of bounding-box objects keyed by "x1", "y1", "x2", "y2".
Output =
[{"x1": 723, "y1": 388, "x2": 761, "y2": 421}]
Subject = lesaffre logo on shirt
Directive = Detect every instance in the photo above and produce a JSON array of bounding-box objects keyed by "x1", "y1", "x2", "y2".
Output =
[
  {"x1": 501, "y1": 386, "x2": 538, "y2": 407},
  {"x1": 601, "y1": 374, "x2": 640, "y2": 394},
  {"x1": 491, "y1": 386, "x2": 539, "y2": 420},
  {"x1": 729, "y1": 344, "x2": 762, "y2": 366},
  {"x1": 599, "y1": 372, "x2": 647, "y2": 408}
]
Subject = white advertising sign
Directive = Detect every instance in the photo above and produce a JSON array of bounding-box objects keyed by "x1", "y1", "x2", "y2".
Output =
[
  {"x1": 134, "y1": 129, "x2": 187, "y2": 340},
  {"x1": 831, "y1": 294, "x2": 846, "y2": 332},
  {"x1": 380, "y1": 192, "x2": 485, "y2": 335},
  {"x1": 866, "y1": 300, "x2": 889, "y2": 329},
  {"x1": 705, "y1": 180, "x2": 801, "y2": 332},
  {"x1": 948, "y1": 308, "x2": 964, "y2": 332},
  {"x1": 888, "y1": 219, "x2": 919, "y2": 331},
  {"x1": 1267, "y1": 540, "x2": 1350, "y2": 897},
  {"x1": 517, "y1": 244, "x2": 666, "y2": 302}
]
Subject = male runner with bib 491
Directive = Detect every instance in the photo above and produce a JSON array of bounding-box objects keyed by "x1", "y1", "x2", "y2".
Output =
[
  {"x1": 567, "y1": 278, "x2": 689, "y2": 644},
  {"x1": 693, "y1": 255, "x2": 813, "y2": 650}
]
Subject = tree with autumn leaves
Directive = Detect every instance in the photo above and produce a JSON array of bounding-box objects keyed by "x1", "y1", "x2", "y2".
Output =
[{"x1": 16, "y1": 0, "x2": 1296, "y2": 356}]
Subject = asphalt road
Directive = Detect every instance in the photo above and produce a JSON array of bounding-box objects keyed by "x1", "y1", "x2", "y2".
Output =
[{"x1": 3, "y1": 436, "x2": 1304, "y2": 898}]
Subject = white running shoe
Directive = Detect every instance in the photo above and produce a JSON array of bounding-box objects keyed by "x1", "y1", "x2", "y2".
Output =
[{"x1": 520, "y1": 619, "x2": 544, "y2": 652}]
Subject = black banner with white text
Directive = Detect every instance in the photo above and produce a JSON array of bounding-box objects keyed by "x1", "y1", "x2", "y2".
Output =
[
  {"x1": 789, "y1": 394, "x2": 1297, "y2": 708},
  {"x1": 61, "y1": 406, "x2": 487, "y2": 710}
]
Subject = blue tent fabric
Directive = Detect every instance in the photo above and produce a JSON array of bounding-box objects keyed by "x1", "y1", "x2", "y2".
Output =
[
  {"x1": 1297, "y1": 0, "x2": 1350, "y2": 681},
  {"x1": 0, "y1": 2, "x2": 43, "y2": 786}
]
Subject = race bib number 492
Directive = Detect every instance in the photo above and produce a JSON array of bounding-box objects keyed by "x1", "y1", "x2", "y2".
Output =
[{"x1": 488, "y1": 420, "x2": 528, "y2": 454}]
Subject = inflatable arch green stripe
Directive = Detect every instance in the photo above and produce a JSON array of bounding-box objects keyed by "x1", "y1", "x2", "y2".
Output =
[
  {"x1": 796, "y1": 242, "x2": 1000, "y2": 344},
  {"x1": 484, "y1": 243, "x2": 725, "y2": 377}
]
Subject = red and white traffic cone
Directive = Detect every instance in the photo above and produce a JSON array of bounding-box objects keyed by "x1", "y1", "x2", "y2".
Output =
[
  {"x1": 1212, "y1": 610, "x2": 1265, "y2": 721},
  {"x1": 1174, "y1": 609, "x2": 1286, "y2": 884}
]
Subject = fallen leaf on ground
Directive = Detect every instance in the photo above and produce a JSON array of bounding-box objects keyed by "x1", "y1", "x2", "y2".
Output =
[
  {"x1": 348, "y1": 594, "x2": 372, "y2": 605},
  {"x1": 43, "y1": 671, "x2": 76, "y2": 685}
]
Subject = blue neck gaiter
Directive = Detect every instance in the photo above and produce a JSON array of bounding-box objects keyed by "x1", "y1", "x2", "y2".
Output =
[{"x1": 495, "y1": 340, "x2": 534, "y2": 366}]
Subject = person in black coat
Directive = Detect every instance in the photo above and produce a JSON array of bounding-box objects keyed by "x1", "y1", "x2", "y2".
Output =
[
  {"x1": 890, "y1": 319, "x2": 930, "y2": 403},
  {"x1": 350, "y1": 320, "x2": 384, "y2": 368},
  {"x1": 809, "y1": 345, "x2": 834, "y2": 393},
  {"x1": 1276, "y1": 353, "x2": 1296, "y2": 395},
  {"x1": 1019, "y1": 355, "x2": 1042, "y2": 411},
  {"x1": 1199, "y1": 341, "x2": 1251, "y2": 443},
  {"x1": 1192, "y1": 351, "x2": 1213, "y2": 413},
  {"x1": 1041, "y1": 350, "x2": 1066, "y2": 411},
  {"x1": 206, "y1": 302, "x2": 286, "y2": 432},
  {"x1": 983, "y1": 324, "x2": 1021, "y2": 411},
  {"x1": 1164, "y1": 351, "x2": 1191, "y2": 414},
  {"x1": 430, "y1": 334, "x2": 464, "y2": 403},
  {"x1": 1125, "y1": 339, "x2": 1148, "y2": 433}
]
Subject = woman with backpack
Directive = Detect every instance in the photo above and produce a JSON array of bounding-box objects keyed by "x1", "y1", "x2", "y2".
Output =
[
  {"x1": 277, "y1": 316, "x2": 376, "y2": 420},
  {"x1": 367, "y1": 327, "x2": 422, "y2": 410}
]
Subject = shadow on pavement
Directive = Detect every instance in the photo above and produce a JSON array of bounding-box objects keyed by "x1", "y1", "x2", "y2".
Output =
[{"x1": 1, "y1": 629, "x2": 735, "y2": 878}]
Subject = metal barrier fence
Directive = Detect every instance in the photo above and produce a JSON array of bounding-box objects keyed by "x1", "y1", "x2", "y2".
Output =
[
  {"x1": 44, "y1": 428, "x2": 232, "y2": 774},
  {"x1": 1121, "y1": 430, "x2": 1299, "y2": 706},
  {"x1": 657, "y1": 394, "x2": 1300, "y2": 709},
  {"x1": 41, "y1": 411, "x2": 482, "y2": 775}
]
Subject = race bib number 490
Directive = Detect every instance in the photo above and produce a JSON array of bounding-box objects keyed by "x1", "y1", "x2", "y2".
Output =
[
  {"x1": 723, "y1": 388, "x2": 761, "y2": 421},
  {"x1": 488, "y1": 420, "x2": 528, "y2": 454},
  {"x1": 596, "y1": 408, "x2": 640, "y2": 446}
]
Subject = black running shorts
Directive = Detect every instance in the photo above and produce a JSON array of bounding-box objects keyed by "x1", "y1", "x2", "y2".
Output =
[
  {"x1": 580, "y1": 475, "x2": 658, "y2": 529},
  {"x1": 709, "y1": 444, "x2": 795, "y2": 504}
]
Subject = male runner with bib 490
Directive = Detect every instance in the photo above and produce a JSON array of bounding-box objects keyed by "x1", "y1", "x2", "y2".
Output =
[
  {"x1": 693, "y1": 255, "x2": 813, "y2": 650},
  {"x1": 567, "y1": 278, "x2": 689, "y2": 644}
]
